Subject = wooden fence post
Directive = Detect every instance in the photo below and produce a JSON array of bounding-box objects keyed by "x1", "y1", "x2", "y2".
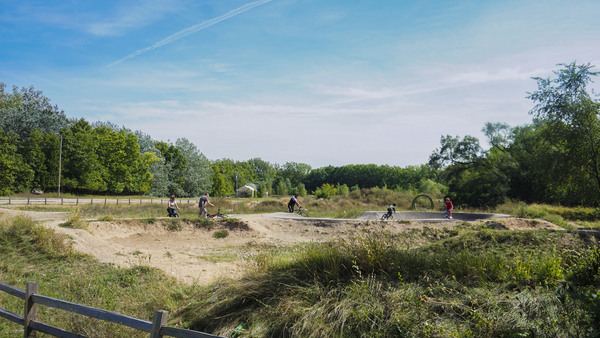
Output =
[
  {"x1": 27, "y1": 197, "x2": 30, "y2": 205},
  {"x1": 151, "y1": 310, "x2": 168, "y2": 338},
  {"x1": 24, "y1": 281, "x2": 38, "y2": 337},
  {"x1": 44, "y1": 197, "x2": 47, "y2": 205},
  {"x1": 76, "y1": 198, "x2": 79, "y2": 206}
]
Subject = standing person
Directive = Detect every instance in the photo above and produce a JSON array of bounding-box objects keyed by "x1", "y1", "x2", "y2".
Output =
[
  {"x1": 288, "y1": 194, "x2": 301, "y2": 213},
  {"x1": 444, "y1": 197, "x2": 454, "y2": 219},
  {"x1": 167, "y1": 195, "x2": 180, "y2": 217},
  {"x1": 198, "y1": 193, "x2": 215, "y2": 218}
]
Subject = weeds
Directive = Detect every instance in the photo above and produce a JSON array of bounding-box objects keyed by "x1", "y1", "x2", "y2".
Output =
[
  {"x1": 213, "y1": 230, "x2": 229, "y2": 239},
  {"x1": 194, "y1": 218, "x2": 214, "y2": 229},
  {"x1": 58, "y1": 209, "x2": 87, "y2": 229},
  {"x1": 97, "y1": 214, "x2": 114, "y2": 221},
  {"x1": 166, "y1": 219, "x2": 182, "y2": 231},
  {"x1": 172, "y1": 228, "x2": 600, "y2": 337},
  {"x1": 0, "y1": 214, "x2": 196, "y2": 337}
]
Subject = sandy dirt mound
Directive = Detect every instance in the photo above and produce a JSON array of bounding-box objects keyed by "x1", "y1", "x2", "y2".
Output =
[{"x1": 1, "y1": 208, "x2": 566, "y2": 285}]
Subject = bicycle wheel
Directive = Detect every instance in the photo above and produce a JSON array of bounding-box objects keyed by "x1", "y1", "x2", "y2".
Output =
[{"x1": 298, "y1": 210, "x2": 309, "y2": 217}]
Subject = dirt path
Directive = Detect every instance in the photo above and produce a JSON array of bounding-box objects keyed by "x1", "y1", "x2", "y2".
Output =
[{"x1": 0, "y1": 208, "x2": 564, "y2": 285}]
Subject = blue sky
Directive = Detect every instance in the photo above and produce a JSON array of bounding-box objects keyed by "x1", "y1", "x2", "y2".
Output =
[{"x1": 2, "y1": 0, "x2": 600, "y2": 168}]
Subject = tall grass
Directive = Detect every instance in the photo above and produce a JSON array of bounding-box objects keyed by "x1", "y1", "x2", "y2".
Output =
[
  {"x1": 0, "y1": 215, "x2": 196, "y2": 337},
  {"x1": 175, "y1": 229, "x2": 600, "y2": 337},
  {"x1": 494, "y1": 201, "x2": 600, "y2": 228}
]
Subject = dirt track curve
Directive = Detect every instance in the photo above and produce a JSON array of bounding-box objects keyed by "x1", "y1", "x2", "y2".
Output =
[{"x1": 0, "y1": 207, "x2": 564, "y2": 285}]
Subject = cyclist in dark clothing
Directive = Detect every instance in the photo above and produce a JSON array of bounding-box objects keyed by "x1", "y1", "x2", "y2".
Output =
[{"x1": 288, "y1": 194, "x2": 302, "y2": 212}]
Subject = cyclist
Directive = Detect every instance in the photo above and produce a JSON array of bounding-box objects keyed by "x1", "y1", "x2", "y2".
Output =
[
  {"x1": 444, "y1": 197, "x2": 454, "y2": 219},
  {"x1": 288, "y1": 194, "x2": 302, "y2": 213},
  {"x1": 167, "y1": 196, "x2": 180, "y2": 217},
  {"x1": 386, "y1": 203, "x2": 396, "y2": 218}
]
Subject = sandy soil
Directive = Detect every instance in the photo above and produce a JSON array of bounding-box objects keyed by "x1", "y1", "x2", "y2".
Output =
[{"x1": 0, "y1": 207, "x2": 565, "y2": 285}]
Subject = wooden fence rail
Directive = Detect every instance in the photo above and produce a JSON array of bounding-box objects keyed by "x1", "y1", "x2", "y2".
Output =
[
  {"x1": 0, "y1": 281, "x2": 222, "y2": 338},
  {"x1": 0, "y1": 197, "x2": 199, "y2": 206}
]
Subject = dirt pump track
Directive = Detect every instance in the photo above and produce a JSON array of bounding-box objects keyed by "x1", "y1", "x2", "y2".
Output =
[{"x1": 0, "y1": 207, "x2": 564, "y2": 285}]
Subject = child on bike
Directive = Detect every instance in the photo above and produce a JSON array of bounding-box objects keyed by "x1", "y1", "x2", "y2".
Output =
[
  {"x1": 386, "y1": 204, "x2": 396, "y2": 218},
  {"x1": 288, "y1": 194, "x2": 302, "y2": 213},
  {"x1": 167, "y1": 196, "x2": 180, "y2": 217},
  {"x1": 444, "y1": 197, "x2": 453, "y2": 219}
]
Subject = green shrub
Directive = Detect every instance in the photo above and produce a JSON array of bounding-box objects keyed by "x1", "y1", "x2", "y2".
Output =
[
  {"x1": 314, "y1": 183, "x2": 338, "y2": 199},
  {"x1": 59, "y1": 209, "x2": 88, "y2": 229},
  {"x1": 213, "y1": 230, "x2": 229, "y2": 238},
  {"x1": 569, "y1": 246, "x2": 600, "y2": 286}
]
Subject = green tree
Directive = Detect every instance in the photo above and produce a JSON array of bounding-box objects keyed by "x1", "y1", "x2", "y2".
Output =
[
  {"x1": 60, "y1": 119, "x2": 107, "y2": 193},
  {"x1": 20, "y1": 129, "x2": 48, "y2": 190},
  {"x1": 428, "y1": 135, "x2": 483, "y2": 172},
  {"x1": 247, "y1": 158, "x2": 277, "y2": 182},
  {"x1": 279, "y1": 162, "x2": 311, "y2": 187},
  {"x1": 0, "y1": 129, "x2": 34, "y2": 194},
  {"x1": 153, "y1": 141, "x2": 188, "y2": 196},
  {"x1": 0, "y1": 83, "x2": 71, "y2": 139},
  {"x1": 92, "y1": 127, "x2": 156, "y2": 194},
  {"x1": 275, "y1": 179, "x2": 289, "y2": 196},
  {"x1": 428, "y1": 127, "x2": 519, "y2": 207},
  {"x1": 176, "y1": 138, "x2": 212, "y2": 197},
  {"x1": 527, "y1": 62, "x2": 600, "y2": 205}
]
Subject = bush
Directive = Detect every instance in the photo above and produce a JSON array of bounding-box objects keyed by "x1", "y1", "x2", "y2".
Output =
[
  {"x1": 213, "y1": 230, "x2": 229, "y2": 238},
  {"x1": 569, "y1": 246, "x2": 600, "y2": 286},
  {"x1": 314, "y1": 183, "x2": 338, "y2": 199}
]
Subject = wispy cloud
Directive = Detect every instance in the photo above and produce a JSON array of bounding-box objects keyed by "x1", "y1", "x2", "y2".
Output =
[
  {"x1": 87, "y1": 1, "x2": 182, "y2": 37},
  {"x1": 107, "y1": 0, "x2": 272, "y2": 67}
]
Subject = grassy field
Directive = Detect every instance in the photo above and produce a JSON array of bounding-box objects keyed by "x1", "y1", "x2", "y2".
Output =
[{"x1": 1, "y1": 190, "x2": 600, "y2": 336}]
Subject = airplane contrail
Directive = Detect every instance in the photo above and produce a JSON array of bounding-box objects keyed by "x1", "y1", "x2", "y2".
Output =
[{"x1": 107, "y1": 0, "x2": 272, "y2": 67}]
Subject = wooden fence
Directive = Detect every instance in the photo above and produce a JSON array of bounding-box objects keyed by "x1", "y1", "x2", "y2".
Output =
[
  {"x1": 0, "y1": 281, "x2": 223, "y2": 338},
  {"x1": 0, "y1": 197, "x2": 200, "y2": 206}
]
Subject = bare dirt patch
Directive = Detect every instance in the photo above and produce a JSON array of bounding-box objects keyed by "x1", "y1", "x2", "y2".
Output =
[{"x1": 1, "y1": 208, "x2": 565, "y2": 285}]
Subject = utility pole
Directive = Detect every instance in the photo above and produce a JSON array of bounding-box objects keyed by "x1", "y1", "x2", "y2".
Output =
[{"x1": 58, "y1": 135, "x2": 62, "y2": 197}]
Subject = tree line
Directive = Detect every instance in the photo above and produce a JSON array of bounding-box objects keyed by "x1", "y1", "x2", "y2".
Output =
[
  {"x1": 429, "y1": 62, "x2": 600, "y2": 207},
  {"x1": 2, "y1": 62, "x2": 599, "y2": 207}
]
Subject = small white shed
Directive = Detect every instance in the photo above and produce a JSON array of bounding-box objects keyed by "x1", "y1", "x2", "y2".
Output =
[{"x1": 236, "y1": 184, "x2": 256, "y2": 197}]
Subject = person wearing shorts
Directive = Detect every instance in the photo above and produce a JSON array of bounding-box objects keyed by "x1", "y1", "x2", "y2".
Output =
[{"x1": 198, "y1": 193, "x2": 215, "y2": 218}]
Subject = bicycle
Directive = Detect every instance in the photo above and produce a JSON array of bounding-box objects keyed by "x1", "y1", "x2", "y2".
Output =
[
  {"x1": 380, "y1": 212, "x2": 393, "y2": 221},
  {"x1": 167, "y1": 209, "x2": 180, "y2": 218},
  {"x1": 296, "y1": 207, "x2": 309, "y2": 217},
  {"x1": 208, "y1": 209, "x2": 229, "y2": 218}
]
